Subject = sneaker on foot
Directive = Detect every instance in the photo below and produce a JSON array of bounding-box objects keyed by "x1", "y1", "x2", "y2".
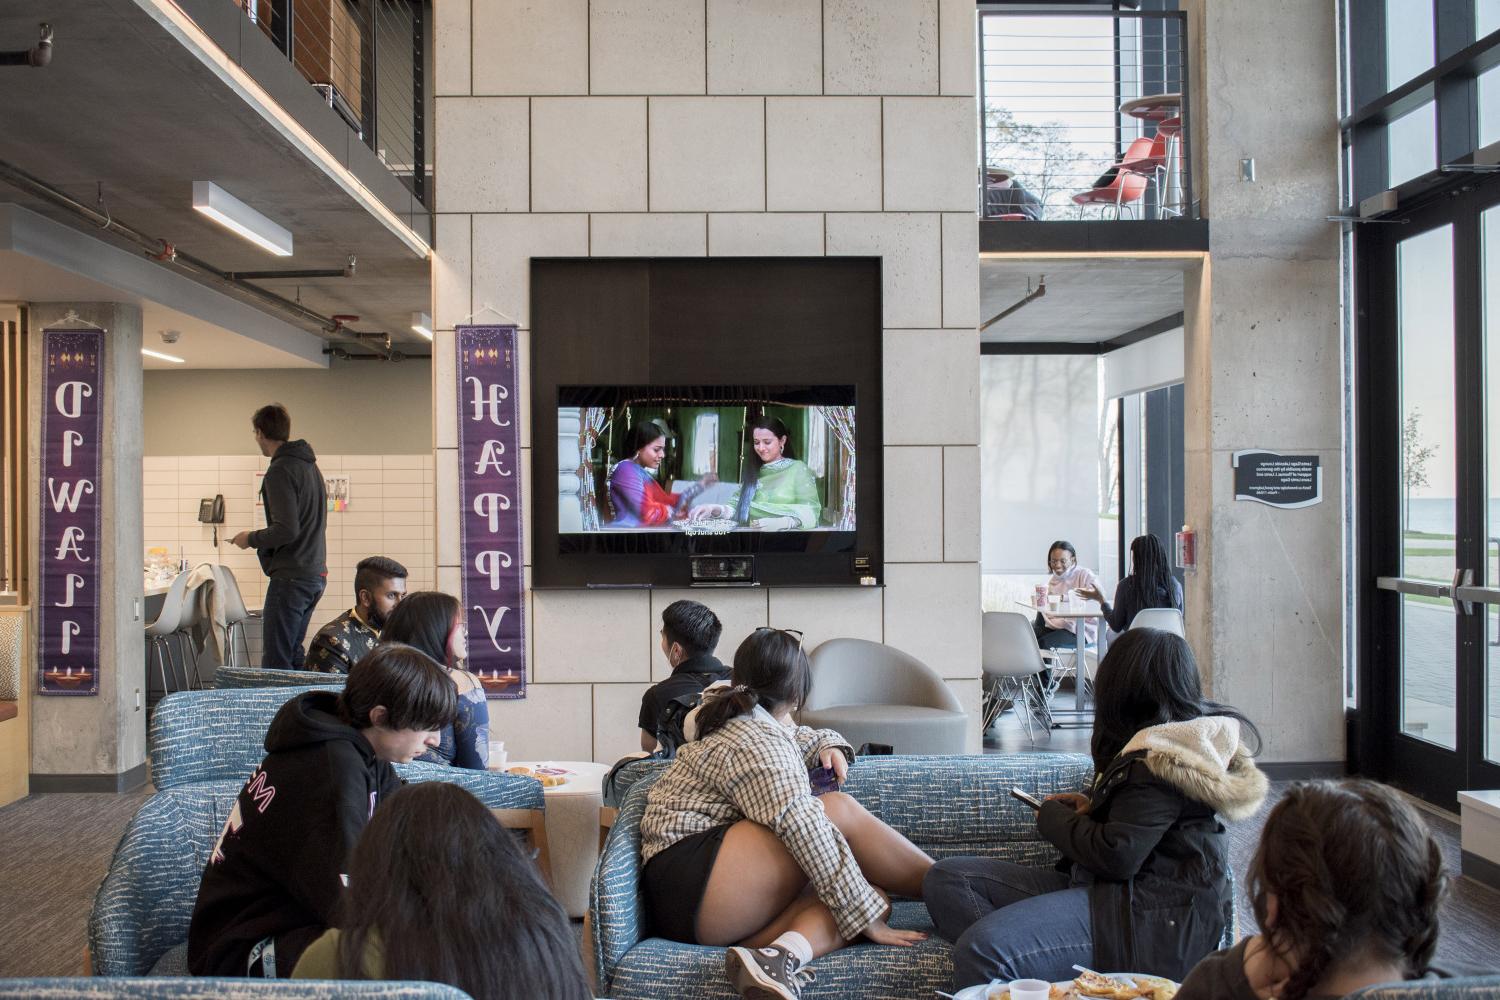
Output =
[{"x1": 725, "y1": 943, "x2": 816, "y2": 1000}]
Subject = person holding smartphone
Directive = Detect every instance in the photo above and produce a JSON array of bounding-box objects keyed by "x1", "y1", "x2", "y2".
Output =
[{"x1": 923, "y1": 629, "x2": 1268, "y2": 987}]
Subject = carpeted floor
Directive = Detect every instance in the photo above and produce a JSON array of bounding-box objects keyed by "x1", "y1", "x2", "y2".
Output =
[{"x1": 1, "y1": 730, "x2": 1497, "y2": 979}]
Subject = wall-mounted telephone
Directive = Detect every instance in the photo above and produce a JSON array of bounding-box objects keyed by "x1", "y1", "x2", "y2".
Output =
[{"x1": 199, "y1": 494, "x2": 225, "y2": 545}]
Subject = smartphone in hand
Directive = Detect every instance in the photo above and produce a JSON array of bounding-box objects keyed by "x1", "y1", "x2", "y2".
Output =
[
  {"x1": 1010, "y1": 786, "x2": 1043, "y2": 810},
  {"x1": 809, "y1": 765, "x2": 840, "y2": 796}
]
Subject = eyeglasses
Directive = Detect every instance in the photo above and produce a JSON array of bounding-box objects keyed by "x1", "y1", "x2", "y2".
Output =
[{"x1": 758, "y1": 626, "x2": 805, "y2": 649}]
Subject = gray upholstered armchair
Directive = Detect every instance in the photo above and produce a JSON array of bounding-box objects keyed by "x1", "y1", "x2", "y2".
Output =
[{"x1": 797, "y1": 638, "x2": 969, "y2": 754}]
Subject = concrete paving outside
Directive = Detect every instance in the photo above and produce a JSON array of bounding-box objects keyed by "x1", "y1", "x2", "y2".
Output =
[{"x1": 1400, "y1": 598, "x2": 1500, "y2": 759}]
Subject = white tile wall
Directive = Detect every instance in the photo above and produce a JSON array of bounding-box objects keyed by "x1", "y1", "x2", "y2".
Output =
[
  {"x1": 436, "y1": 0, "x2": 983, "y2": 756},
  {"x1": 141, "y1": 454, "x2": 436, "y2": 650}
]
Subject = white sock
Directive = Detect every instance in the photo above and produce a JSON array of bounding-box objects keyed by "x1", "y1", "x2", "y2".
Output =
[{"x1": 767, "y1": 931, "x2": 812, "y2": 967}]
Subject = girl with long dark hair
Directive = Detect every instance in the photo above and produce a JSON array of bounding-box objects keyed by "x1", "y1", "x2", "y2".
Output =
[
  {"x1": 693, "y1": 415, "x2": 823, "y2": 531},
  {"x1": 379, "y1": 591, "x2": 489, "y2": 770},
  {"x1": 291, "y1": 782, "x2": 591, "y2": 1000},
  {"x1": 1075, "y1": 533, "x2": 1182, "y2": 634},
  {"x1": 608, "y1": 420, "x2": 717, "y2": 526},
  {"x1": 639, "y1": 628, "x2": 934, "y2": 1000},
  {"x1": 924, "y1": 628, "x2": 1267, "y2": 986},
  {"x1": 1178, "y1": 778, "x2": 1454, "y2": 999}
]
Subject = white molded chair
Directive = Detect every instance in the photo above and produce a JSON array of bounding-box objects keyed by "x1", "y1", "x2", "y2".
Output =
[
  {"x1": 1129, "y1": 607, "x2": 1186, "y2": 637},
  {"x1": 143, "y1": 573, "x2": 192, "y2": 701},
  {"x1": 981, "y1": 611, "x2": 1054, "y2": 743},
  {"x1": 213, "y1": 565, "x2": 256, "y2": 668}
]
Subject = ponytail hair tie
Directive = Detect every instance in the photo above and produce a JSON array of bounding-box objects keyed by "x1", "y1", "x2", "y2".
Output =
[{"x1": 731, "y1": 684, "x2": 753, "y2": 695}]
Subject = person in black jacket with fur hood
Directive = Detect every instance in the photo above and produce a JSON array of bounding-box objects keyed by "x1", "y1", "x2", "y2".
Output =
[
  {"x1": 187, "y1": 644, "x2": 457, "y2": 978},
  {"x1": 924, "y1": 628, "x2": 1267, "y2": 987}
]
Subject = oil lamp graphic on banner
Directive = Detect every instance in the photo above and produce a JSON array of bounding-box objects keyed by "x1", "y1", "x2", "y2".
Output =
[{"x1": 43, "y1": 665, "x2": 93, "y2": 689}]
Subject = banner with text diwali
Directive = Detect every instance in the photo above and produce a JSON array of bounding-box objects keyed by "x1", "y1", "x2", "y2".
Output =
[
  {"x1": 38, "y1": 329, "x2": 103, "y2": 696},
  {"x1": 457, "y1": 326, "x2": 526, "y2": 699}
]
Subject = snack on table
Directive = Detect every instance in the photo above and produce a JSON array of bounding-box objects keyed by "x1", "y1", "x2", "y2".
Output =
[
  {"x1": 506, "y1": 765, "x2": 568, "y2": 787},
  {"x1": 1072, "y1": 970, "x2": 1150, "y2": 999},
  {"x1": 1131, "y1": 977, "x2": 1178, "y2": 1000}
]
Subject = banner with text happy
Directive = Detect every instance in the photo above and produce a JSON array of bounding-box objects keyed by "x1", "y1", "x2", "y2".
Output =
[
  {"x1": 456, "y1": 326, "x2": 526, "y2": 699},
  {"x1": 38, "y1": 329, "x2": 104, "y2": 696}
]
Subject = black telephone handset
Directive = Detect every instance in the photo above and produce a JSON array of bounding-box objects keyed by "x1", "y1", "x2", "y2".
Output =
[{"x1": 199, "y1": 494, "x2": 225, "y2": 545}]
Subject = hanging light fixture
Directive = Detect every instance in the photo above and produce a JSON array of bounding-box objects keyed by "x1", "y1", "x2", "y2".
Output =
[{"x1": 192, "y1": 181, "x2": 293, "y2": 257}]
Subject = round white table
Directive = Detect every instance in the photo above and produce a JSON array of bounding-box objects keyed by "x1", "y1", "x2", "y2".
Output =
[
  {"x1": 504, "y1": 760, "x2": 612, "y2": 918},
  {"x1": 1016, "y1": 599, "x2": 1108, "y2": 724}
]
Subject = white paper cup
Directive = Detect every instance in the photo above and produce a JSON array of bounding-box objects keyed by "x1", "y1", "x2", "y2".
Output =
[
  {"x1": 486, "y1": 741, "x2": 507, "y2": 771},
  {"x1": 1009, "y1": 980, "x2": 1051, "y2": 1000}
]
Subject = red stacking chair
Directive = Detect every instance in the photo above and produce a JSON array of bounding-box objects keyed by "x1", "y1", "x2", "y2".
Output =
[{"x1": 1071, "y1": 137, "x2": 1154, "y2": 219}]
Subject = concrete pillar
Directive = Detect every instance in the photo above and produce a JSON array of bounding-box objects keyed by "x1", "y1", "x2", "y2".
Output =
[
  {"x1": 28, "y1": 303, "x2": 146, "y2": 790},
  {"x1": 1180, "y1": 1, "x2": 1345, "y2": 767}
]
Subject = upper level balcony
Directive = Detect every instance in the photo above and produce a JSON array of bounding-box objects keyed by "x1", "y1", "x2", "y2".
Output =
[{"x1": 978, "y1": 6, "x2": 1206, "y2": 254}]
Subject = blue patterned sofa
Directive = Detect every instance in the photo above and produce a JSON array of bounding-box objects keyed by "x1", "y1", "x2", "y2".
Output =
[
  {"x1": 211, "y1": 666, "x2": 347, "y2": 689},
  {"x1": 1347, "y1": 981, "x2": 1500, "y2": 998},
  {"x1": 0, "y1": 978, "x2": 472, "y2": 998},
  {"x1": 589, "y1": 752, "x2": 1096, "y2": 1000},
  {"x1": 93, "y1": 688, "x2": 545, "y2": 976}
]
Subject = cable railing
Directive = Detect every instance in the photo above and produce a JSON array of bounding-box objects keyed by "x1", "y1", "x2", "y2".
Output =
[
  {"x1": 237, "y1": 0, "x2": 430, "y2": 206},
  {"x1": 979, "y1": 10, "x2": 1194, "y2": 223}
]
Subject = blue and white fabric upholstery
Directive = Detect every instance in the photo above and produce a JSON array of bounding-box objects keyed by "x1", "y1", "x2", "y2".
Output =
[
  {"x1": 0, "y1": 978, "x2": 473, "y2": 998},
  {"x1": 211, "y1": 666, "x2": 348, "y2": 689},
  {"x1": 589, "y1": 752, "x2": 1096, "y2": 1000},
  {"x1": 1345, "y1": 982, "x2": 1500, "y2": 998}
]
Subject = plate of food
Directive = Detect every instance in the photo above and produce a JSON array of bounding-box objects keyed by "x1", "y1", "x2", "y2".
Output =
[{"x1": 951, "y1": 971, "x2": 1178, "y2": 1000}]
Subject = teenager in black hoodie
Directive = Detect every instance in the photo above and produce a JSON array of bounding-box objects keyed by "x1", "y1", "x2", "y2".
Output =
[
  {"x1": 187, "y1": 644, "x2": 457, "y2": 978},
  {"x1": 230, "y1": 402, "x2": 327, "y2": 670}
]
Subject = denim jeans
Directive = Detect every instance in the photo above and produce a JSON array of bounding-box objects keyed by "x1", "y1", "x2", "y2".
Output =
[
  {"x1": 261, "y1": 575, "x2": 325, "y2": 669},
  {"x1": 923, "y1": 857, "x2": 1092, "y2": 987}
]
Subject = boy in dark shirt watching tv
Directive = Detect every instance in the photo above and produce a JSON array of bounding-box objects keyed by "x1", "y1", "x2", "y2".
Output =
[
  {"x1": 187, "y1": 644, "x2": 457, "y2": 978},
  {"x1": 638, "y1": 600, "x2": 730, "y2": 753}
]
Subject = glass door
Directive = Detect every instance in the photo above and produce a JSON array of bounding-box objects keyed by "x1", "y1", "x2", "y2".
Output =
[{"x1": 1361, "y1": 177, "x2": 1500, "y2": 806}]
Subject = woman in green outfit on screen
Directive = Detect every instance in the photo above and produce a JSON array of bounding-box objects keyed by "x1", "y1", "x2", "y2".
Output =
[{"x1": 693, "y1": 416, "x2": 823, "y2": 531}]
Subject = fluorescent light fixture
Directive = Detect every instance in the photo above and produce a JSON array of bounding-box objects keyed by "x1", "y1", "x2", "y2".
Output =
[
  {"x1": 412, "y1": 312, "x2": 433, "y2": 340},
  {"x1": 192, "y1": 181, "x2": 293, "y2": 257},
  {"x1": 141, "y1": 348, "x2": 186, "y2": 364}
]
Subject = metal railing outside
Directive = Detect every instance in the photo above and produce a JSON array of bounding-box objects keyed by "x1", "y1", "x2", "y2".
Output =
[
  {"x1": 979, "y1": 10, "x2": 1194, "y2": 222},
  {"x1": 238, "y1": 0, "x2": 430, "y2": 206}
]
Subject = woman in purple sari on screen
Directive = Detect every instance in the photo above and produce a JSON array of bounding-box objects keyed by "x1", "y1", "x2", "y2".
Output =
[{"x1": 609, "y1": 421, "x2": 716, "y2": 527}]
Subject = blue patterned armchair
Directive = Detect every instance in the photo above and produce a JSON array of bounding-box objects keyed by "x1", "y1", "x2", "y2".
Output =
[
  {"x1": 589, "y1": 752, "x2": 1097, "y2": 1000},
  {"x1": 1345, "y1": 981, "x2": 1500, "y2": 998},
  {"x1": 211, "y1": 666, "x2": 347, "y2": 689},
  {"x1": 0, "y1": 978, "x2": 472, "y2": 998}
]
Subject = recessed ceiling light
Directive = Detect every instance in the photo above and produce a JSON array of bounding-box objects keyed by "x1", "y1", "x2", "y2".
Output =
[
  {"x1": 141, "y1": 348, "x2": 186, "y2": 364},
  {"x1": 411, "y1": 312, "x2": 433, "y2": 340},
  {"x1": 192, "y1": 181, "x2": 293, "y2": 257}
]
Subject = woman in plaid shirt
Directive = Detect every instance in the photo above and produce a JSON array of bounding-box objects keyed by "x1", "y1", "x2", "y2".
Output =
[{"x1": 640, "y1": 627, "x2": 934, "y2": 1000}]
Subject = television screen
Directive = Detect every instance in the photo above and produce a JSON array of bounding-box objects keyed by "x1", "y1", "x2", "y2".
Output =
[{"x1": 558, "y1": 385, "x2": 856, "y2": 537}]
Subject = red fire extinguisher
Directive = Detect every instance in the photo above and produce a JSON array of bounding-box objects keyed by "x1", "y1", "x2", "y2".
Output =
[{"x1": 1175, "y1": 524, "x2": 1197, "y2": 573}]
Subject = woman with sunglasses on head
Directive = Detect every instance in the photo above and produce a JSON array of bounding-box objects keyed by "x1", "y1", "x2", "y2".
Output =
[
  {"x1": 379, "y1": 591, "x2": 489, "y2": 770},
  {"x1": 639, "y1": 627, "x2": 935, "y2": 1000}
]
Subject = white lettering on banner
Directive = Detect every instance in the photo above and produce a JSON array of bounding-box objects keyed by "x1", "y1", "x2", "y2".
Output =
[
  {"x1": 54, "y1": 381, "x2": 93, "y2": 419},
  {"x1": 474, "y1": 440, "x2": 513, "y2": 476},
  {"x1": 47, "y1": 477, "x2": 94, "y2": 513},
  {"x1": 473, "y1": 605, "x2": 513, "y2": 653},
  {"x1": 60, "y1": 620, "x2": 80, "y2": 655},
  {"x1": 62, "y1": 430, "x2": 83, "y2": 467},
  {"x1": 473, "y1": 493, "x2": 513, "y2": 532},
  {"x1": 55, "y1": 573, "x2": 84, "y2": 608},
  {"x1": 54, "y1": 526, "x2": 90, "y2": 562},
  {"x1": 474, "y1": 550, "x2": 513, "y2": 590},
  {"x1": 466, "y1": 377, "x2": 511, "y2": 427}
]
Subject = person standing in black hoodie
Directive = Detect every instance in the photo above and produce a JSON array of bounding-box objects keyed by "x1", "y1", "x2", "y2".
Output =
[
  {"x1": 187, "y1": 644, "x2": 457, "y2": 978},
  {"x1": 231, "y1": 403, "x2": 327, "y2": 669}
]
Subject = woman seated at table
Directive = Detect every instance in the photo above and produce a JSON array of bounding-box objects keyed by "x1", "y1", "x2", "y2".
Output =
[
  {"x1": 923, "y1": 628, "x2": 1266, "y2": 986},
  {"x1": 691, "y1": 417, "x2": 823, "y2": 531},
  {"x1": 292, "y1": 781, "x2": 592, "y2": 999},
  {"x1": 379, "y1": 592, "x2": 488, "y2": 770},
  {"x1": 609, "y1": 421, "x2": 716, "y2": 527},
  {"x1": 1075, "y1": 533, "x2": 1182, "y2": 635},
  {"x1": 1035, "y1": 540, "x2": 1103, "y2": 650}
]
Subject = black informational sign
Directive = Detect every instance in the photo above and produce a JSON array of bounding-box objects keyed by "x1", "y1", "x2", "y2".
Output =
[{"x1": 1232, "y1": 450, "x2": 1322, "y2": 509}]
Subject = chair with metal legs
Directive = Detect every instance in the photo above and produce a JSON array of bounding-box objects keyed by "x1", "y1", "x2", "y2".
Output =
[
  {"x1": 981, "y1": 611, "x2": 1054, "y2": 744},
  {"x1": 213, "y1": 565, "x2": 256, "y2": 669},
  {"x1": 143, "y1": 573, "x2": 191, "y2": 703}
]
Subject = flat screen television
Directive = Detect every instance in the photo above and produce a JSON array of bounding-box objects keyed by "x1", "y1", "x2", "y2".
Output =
[{"x1": 559, "y1": 385, "x2": 857, "y2": 559}]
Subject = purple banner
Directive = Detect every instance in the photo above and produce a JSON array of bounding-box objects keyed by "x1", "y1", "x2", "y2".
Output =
[
  {"x1": 38, "y1": 329, "x2": 104, "y2": 696},
  {"x1": 457, "y1": 325, "x2": 526, "y2": 700}
]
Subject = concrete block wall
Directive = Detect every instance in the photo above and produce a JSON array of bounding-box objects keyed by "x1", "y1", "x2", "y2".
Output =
[{"x1": 433, "y1": 0, "x2": 983, "y2": 764}]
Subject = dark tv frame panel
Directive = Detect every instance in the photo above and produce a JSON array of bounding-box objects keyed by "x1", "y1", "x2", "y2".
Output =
[{"x1": 530, "y1": 257, "x2": 883, "y2": 588}]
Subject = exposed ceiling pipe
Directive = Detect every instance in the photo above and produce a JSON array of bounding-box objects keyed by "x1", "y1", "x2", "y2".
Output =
[
  {"x1": 0, "y1": 157, "x2": 343, "y2": 336},
  {"x1": 981, "y1": 275, "x2": 1047, "y2": 331},
  {"x1": 0, "y1": 23, "x2": 53, "y2": 68}
]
